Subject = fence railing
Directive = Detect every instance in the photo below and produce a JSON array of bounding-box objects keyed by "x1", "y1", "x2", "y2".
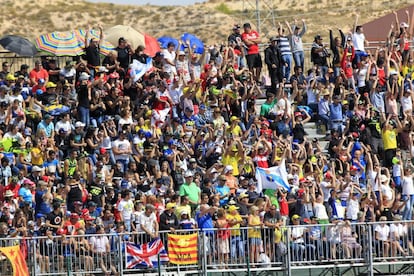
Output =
[{"x1": 1, "y1": 221, "x2": 414, "y2": 275}]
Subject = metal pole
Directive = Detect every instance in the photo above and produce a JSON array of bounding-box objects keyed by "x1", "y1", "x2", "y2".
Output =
[
  {"x1": 119, "y1": 235, "x2": 123, "y2": 276},
  {"x1": 157, "y1": 253, "x2": 161, "y2": 276},
  {"x1": 256, "y1": 0, "x2": 261, "y2": 34},
  {"x1": 367, "y1": 224, "x2": 374, "y2": 276}
]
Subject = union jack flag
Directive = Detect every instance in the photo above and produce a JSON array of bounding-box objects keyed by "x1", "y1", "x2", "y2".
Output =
[{"x1": 125, "y1": 238, "x2": 169, "y2": 268}]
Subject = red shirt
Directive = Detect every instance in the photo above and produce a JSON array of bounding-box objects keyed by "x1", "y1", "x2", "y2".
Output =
[
  {"x1": 29, "y1": 69, "x2": 49, "y2": 84},
  {"x1": 278, "y1": 197, "x2": 289, "y2": 216},
  {"x1": 242, "y1": 31, "x2": 260, "y2": 55}
]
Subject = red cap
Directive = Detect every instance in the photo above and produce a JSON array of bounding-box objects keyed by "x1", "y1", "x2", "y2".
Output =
[
  {"x1": 303, "y1": 218, "x2": 311, "y2": 224},
  {"x1": 294, "y1": 112, "x2": 303, "y2": 117},
  {"x1": 204, "y1": 64, "x2": 211, "y2": 71},
  {"x1": 99, "y1": 148, "x2": 107, "y2": 155},
  {"x1": 324, "y1": 172, "x2": 332, "y2": 179},
  {"x1": 350, "y1": 165, "x2": 358, "y2": 171},
  {"x1": 351, "y1": 132, "x2": 359, "y2": 138},
  {"x1": 42, "y1": 176, "x2": 49, "y2": 182},
  {"x1": 70, "y1": 213, "x2": 79, "y2": 219},
  {"x1": 261, "y1": 120, "x2": 270, "y2": 127}
]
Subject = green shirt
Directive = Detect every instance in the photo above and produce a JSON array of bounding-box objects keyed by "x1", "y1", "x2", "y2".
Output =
[
  {"x1": 260, "y1": 98, "x2": 277, "y2": 117},
  {"x1": 179, "y1": 182, "x2": 200, "y2": 204}
]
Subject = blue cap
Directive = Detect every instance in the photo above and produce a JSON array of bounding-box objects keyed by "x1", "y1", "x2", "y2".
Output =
[
  {"x1": 199, "y1": 104, "x2": 206, "y2": 110},
  {"x1": 38, "y1": 79, "x2": 45, "y2": 84},
  {"x1": 145, "y1": 131, "x2": 152, "y2": 139},
  {"x1": 36, "y1": 89, "x2": 43, "y2": 95},
  {"x1": 36, "y1": 213, "x2": 45, "y2": 219}
]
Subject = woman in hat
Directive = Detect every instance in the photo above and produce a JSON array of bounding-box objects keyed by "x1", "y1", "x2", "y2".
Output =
[{"x1": 247, "y1": 205, "x2": 262, "y2": 266}]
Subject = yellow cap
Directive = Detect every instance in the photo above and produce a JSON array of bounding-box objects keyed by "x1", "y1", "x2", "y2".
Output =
[
  {"x1": 45, "y1": 82, "x2": 57, "y2": 89},
  {"x1": 5, "y1": 73, "x2": 16, "y2": 81}
]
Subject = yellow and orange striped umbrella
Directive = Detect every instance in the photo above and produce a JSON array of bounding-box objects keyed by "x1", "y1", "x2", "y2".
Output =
[{"x1": 35, "y1": 31, "x2": 84, "y2": 56}]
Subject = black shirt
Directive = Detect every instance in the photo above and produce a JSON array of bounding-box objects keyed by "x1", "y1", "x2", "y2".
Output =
[
  {"x1": 77, "y1": 84, "x2": 90, "y2": 108},
  {"x1": 85, "y1": 46, "x2": 100, "y2": 67},
  {"x1": 116, "y1": 47, "x2": 131, "y2": 70}
]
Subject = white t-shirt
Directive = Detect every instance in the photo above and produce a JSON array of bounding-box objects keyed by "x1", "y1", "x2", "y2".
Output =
[
  {"x1": 401, "y1": 96, "x2": 413, "y2": 112},
  {"x1": 402, "y1": 176, "x2": 414, "y2": 195},
  {"x1": 112, "y1": 139, "x2": 131, "y2": 160},
  {"x1": 162, "y1": 49, "x2": 177, "y2": 75},
  {"x1": 353, "y1": 32, "x2": 366, "y2": 52},
  {"x1": 55, "y1": 120, "x2": 72, "y2": 133},
  {"x1": 381, "y1": 184, "x2": 393, "y2": 200},
  {"x1": 346, "y1": 198, "x2": 359, "y2": 220},
  {"x1": 139, "y1": 212, "x2": 157, "y2": 234},
  {"x1": 117, "y1": 199, "x2": 134, "y2": 221},
  {"x1": 90, "y1": 236, "x2": 109, "y2": 253},
  {"x1": 375, "y1": 224, "x2": 390, "y2": 241},
  {"x1": 314, "y1": 202, "x2": 329, "y2": 220}
]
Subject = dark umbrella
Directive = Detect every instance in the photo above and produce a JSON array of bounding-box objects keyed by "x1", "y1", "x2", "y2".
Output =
[{"x1": 0, "y1": 35, "x2": 38, "y2": 56}]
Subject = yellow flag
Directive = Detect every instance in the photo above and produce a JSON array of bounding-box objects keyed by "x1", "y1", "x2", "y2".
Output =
[
  {"x1": 167, "y1": 233, "x2": 198, "y2": 264},
  {"x1": 0, "y1": 245, "x2": 29, "y2": 276}
]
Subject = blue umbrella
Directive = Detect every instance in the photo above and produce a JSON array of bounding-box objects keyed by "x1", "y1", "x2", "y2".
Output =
[
  {"x1": 157, "y1": 36, "x2": 178, "y2": 50},
  {"x1": 181, "y1": 33, "x2": 204, "y2": 54}
]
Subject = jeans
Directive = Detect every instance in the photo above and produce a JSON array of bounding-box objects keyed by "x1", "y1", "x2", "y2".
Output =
[
  {"x1": 402, "y1": 194, "x2": 414, "y2": 220},
  {"x1": 293, "y1": 51, "x2": 305, "y2": 69},
  {"x1": 291, "y1": 242, "x2": 306, "y2": 261},
  {"x1": 281, "y1": 54, "x2": 292, "y2": 80},
  {"x1": 116, "y1": 159, "x2": 129, "y2": 173},
  {"x1": 89, "y1": 68, "x2": 95, "y2": 81},
  {"x1": 78, "y1": 106, "x2": 90, "y2": 127},
  {"x1": 230, "y1": 236, "x2": 245, "y2": 260}
]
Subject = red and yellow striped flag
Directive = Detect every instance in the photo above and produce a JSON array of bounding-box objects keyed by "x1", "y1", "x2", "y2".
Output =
[
  {"x1": 0, "y1": 245, "x2": 29, "y2": 276},
  {"x1": 167, "y1": 233, "x2": 198, "y2": 265}
]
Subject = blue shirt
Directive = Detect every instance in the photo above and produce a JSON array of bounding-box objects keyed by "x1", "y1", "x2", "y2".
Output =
[
  {"x1": 196, "y1": 211, "x2": 214, "y2": 235},
  {"x1": 18, "y1": 187, "x2": 32, "y2": 206},
  {"x1": 329, "y1": 103, "x2": 343, "y2": 121},
  {"x1": 38, "y1": 120, "x2": 54, "y2": 138},
  {"x1": 216, "y1": 185, "x2": 230, "y2": 206}
]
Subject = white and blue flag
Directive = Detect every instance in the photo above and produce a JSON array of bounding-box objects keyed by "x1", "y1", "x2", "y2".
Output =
[
  {"x1": 130, "y1": 57, "x2": 152, "y2": 83},
  {"x1": 255, "y1": 160, "x2": 290, "y2": 192}
]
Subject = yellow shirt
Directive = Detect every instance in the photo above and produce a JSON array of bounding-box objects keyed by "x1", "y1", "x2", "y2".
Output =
[
  {"x1": 226, "y1": 125, "x2": 242, "y2": 137},
  {"x1": 226, "y1": 213, "x2": 242, "y2": 236},
  {"x1": 222, "y1": 154, "x2": 241, "y2": 176},
  {"x1": 31, "y1": 147, "x2": 43, "y2": 166},
  {"x1": 382, "y1": 129, "x2": 397, "y2": 150},
  {"x1": 248, "y1": 215, "x2": 261, "y2": 238}
]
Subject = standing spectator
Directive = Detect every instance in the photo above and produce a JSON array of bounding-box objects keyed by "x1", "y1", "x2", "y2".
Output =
[
  {"x1": 311, "y1": 35, "x2": 329, "y2": 78},
  {"x1": 277, "y1": 23, "x2": 293, "y2": 81},
  {"x1": 264, "y1": 37, "x2": 281, "y2": 93},
  {"x1": 352, "y1": 14, "x2": 369, "y2": 65},
  {"x1": 115, "y1": 37, "x2": 132, "y2": 73},
  {"x1": 138, "y1": 204, "x2": 159, "y2": 243},
  {"x1": 179, "y1": 171, "x2": 201, "y2": 210},
  {"x1": 241, "y1": 23, "x2": 262, "y2": 83},
  {"x1": 84, "y1": 24, "x2": 103, "y2": 80},
  {"x1": 286, "y1": 19, "x2": 307, "y2": 69},
  {"x1": 159, "y1": 202, "x2": 179, "y2": 232},
  {"x1": 117, "y1": 189, "x2": 134, "y2": 232}
]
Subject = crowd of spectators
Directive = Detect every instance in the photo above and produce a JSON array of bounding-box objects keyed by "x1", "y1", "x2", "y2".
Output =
[{"x1": 0, "y1": 10, "x2": 414, "y2": 271}]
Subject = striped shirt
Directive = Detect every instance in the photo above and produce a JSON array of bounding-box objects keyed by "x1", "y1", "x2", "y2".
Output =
[{"x1": 277, "y1": 36, "x2": 292, "y2": 56}]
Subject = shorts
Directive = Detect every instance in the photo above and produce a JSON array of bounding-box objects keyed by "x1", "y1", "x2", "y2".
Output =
[
  {"x1": 249, "y1": 237, "x2": 262, "y2": 245},
  {"x1": 246, "y1": 54, "x2": 262, "y2": 69},
  {"x1": 218, "y1": 238, "x2": 230, "y2": 254}
]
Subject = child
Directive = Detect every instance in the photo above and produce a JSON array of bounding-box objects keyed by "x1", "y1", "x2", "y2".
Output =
[{"x1": 216, "y1": 208, "x2": 230, "y2": 268}]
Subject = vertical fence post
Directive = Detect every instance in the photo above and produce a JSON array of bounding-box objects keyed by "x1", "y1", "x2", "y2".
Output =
[
  {"x1": 202, "y1": 231, "x2": 207, "y2": 276},
  {"x1": 32, "y1": 238, "x2": 37, "y2": 276},
  {"x1": 118, "y1": 234, "x2": 123, "y2": 276},
  {"x1": 286, "y1": 226, "x2": 291, "y2": 276},
  {"x1": 367, "y1": 223, "x2": 374, "y2": 276}
]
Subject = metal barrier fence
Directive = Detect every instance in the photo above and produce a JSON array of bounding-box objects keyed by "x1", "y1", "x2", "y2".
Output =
[{"x1": 1, "y1": 221, "x2": 414, "y2": 275}]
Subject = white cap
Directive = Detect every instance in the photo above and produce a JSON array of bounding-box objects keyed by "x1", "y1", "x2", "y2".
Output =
[
  {"x1": 401, "y1": 22, "x2": 409, "y2": 28},
  {"x1": 178, "y1": 51, "x2": 186, "y2": 56},
  {"x1": 75, "y1": 121, "x2": 85, "y2": 128},
  {"x1": 98, "y1": 66, "x2": 109, "y2": 73},
  {"x1": 184, "y1": 171, "x2": 193, "y2": 178}
]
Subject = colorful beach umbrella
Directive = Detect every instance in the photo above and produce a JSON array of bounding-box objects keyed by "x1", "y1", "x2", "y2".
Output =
[
  {"x1": 143, "y1": 33, "x2": 161, "y2": 57},
  {"x1": 181, "y1": 33, "x2": 204, "y2": 54},
  {"x1": 0, "y1": 35, "x2": 38, "y2": 56},
  {"x1": 157, "y1": 36, "x2": 178, "y2": 50},
  {"x1": 104, "y1": 25, "x2": 144, "y2": 50},
  {"x1": 35, "y1": 31, "x2": 84, "y2": 56},
  {"x1": 74, "y1": 29, "x2": 115, "y2": 56}
]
